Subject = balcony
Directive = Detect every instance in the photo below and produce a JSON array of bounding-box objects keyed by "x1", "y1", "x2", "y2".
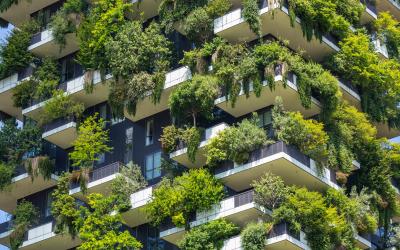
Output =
[
  {"x1": 122, "y1": 185, "x2": 153, "y2": 227},
  {"x1": 69, "y1": 162, "x2": 122, "y2": 201},
  {"x1": 0, "y1": 66, "x2": 33, "y2": 120},
  {"x1": 0, "y1": 167, "x2": 58, "y2": 213},
  {"x1": 214, "y1": 4, "x2": 340, "y2": 62},
  {"x1": 0, "y1": 217, "x2": 80, "y2": 250},
  {"x1": 124, "y1": 66, "x2": 191, "y2": 122},
  {"x1": 372, "y1": 38, "x2": 389, "y2": 59},
  {"x1": 214, "y1": 68, "x2": 321, "y2": 118},
  {"x1": 42, "y1": 117, "x2": 77, "y2": 149},
  {"x1": 29, "y1": 29, "x2": 79, "y2": 59},
  {"x1": 360, "y1": 1, "x2": 378, "y2": 24},
  {"x1": 376, "y1": 122, "x2": 400, "y2": 139},
  {"x1": 22, "y1": 71, "x2": 111, "y2": 121},
  {"x1": 222, "y1": 223, "x2": 309, "y2": 250},
  {"x1": 213, "y1": 141, "x2": 339, "y2": 192},
  {"x1": 160, "y1": 190, "x2": 265, "y2": 245},
  {"x1": 170, "y1": 123, "x2": 229, "y2": 168},
  {"x1": 373, "y1": 0, "x2": 400, "y2": 20},
  {"x1": 0, "y1": 0, "x2": 59, "y2": 27},
  {"x1": 356, "y1": 234, "x2": 372, "y2": 249},
  {"x1": 339, "y1": 80, "x2": 361, "y2": 108}
]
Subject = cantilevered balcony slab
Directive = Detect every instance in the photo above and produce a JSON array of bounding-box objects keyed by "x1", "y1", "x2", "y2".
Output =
[
  {"x1": 69, "y1": 162, "x2": 122, "y2": 201},
  {"x1": 19, "y1": 219, "x2": 80, "y2": 250},
  {"x1": 0, "y1": 66, "x2": 33, "y2": 120},
  {"x1": 222, "y1": 223, "x2": 310, "y2": 250},
  {"x1": 124, "y1": 66, "x2": 191, "y2": 122},
  {"x1": 356, "y1": 234, "x2": 372, "y2": 249},
  {"x1": 339, "y1": 80, "x2": 362, "y2": 109},
  {"x1": 29, "y1": 29, "x2": 78, "y2": 59},
  {"x1": 372, "y1": 38, "x2": 389, "y2": 59},
  {"x1": 374, "y1": 0, "x2": 400, "y2": 20},
  {"x1": 0, "y1": 0, "x2": 59, "y2": 26},
  {"x1": 122, "y1": 185, "x2": 153, "y2": 227},
  {"x1": 214, "y1": 142, "x2": 339, "y2": 192},
  {"x1": 42, "y1": 118, "x2": 77, "y2": 149},
  {"x1": 22, "y1": 71, "x2": 111, "y2": 121},
  {"x1": 214, "y1": 72, "x2": 321, "y2": 118},
  {"x1": 0, "y1": 221, "x2": 12, "y2": 248},
  {"x1": 360, "y1": 2, "x2": 378, "y2": 24},
  {"x1": 375, "y1": 122, "x2": 400, "y2": 139},
  {"x1": 0, "y1": 172, "x2": 58, "y2": 213},
  {"x1": 169, "y1": 123, "x2": 229, "y2": 168},
  {"x1": 214, "y1": 5, "x2": 340, "y2": 62},
  {"x1": 160, "y1": 190, "x2": 264, "y2": 245}
]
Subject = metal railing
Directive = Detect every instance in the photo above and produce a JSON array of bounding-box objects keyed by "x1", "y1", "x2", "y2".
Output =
[
  {"x1": 70, "y1": 162, "x2": 122, "y2": 189},
  {"x1": 42, "y1": 116, "x2": 76, "y2": 134}
]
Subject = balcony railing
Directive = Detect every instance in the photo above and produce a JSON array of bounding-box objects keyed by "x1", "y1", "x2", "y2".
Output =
[
  {"x1": 70, "y1": 162, "x2": 122, "y2": 189},
  {"x1": 42, "y1": 116, "x2": 76, "y2": 134},
  {"x1": 213, "y1": 141, "x2": 310, "y2": 175}
]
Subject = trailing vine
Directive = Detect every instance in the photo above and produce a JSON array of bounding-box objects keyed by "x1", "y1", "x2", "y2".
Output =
[
  {"x1": 24, "y1": 156, "x2": 55, "y2": 181},
  {"x1": 243, "y1": 0, "x2": 261, "y2": 36}
]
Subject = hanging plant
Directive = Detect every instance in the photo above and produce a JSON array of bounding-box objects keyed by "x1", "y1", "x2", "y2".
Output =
[
  {"x1": 24, "y1": 156, "x2": 55, "y2": 181},
  {"x1": 243, "y1": 0, "x2": 261, "y2": 36}
]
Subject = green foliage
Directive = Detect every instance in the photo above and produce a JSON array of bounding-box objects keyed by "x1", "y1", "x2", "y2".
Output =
[
  {"x1": 325, "y1": 187, "x2": 378, "y2": 234},
  {"x1": 273, "y1": 187, "x2": 354, "y2": 250},
  {"x1": 0, "y1": 0, "x2": 18, "y2": 12},
  {"x1": 273, "y1": 97, "x2": 329, "y2": 171},
  {"x1": 105, "y1": 21, "x2": 171, "y2": 117},
  {"x1": 183, "y1": 7, "x2": 213, "y2": 44},
  {"x1": 39, "y1": 90, "x2": 84, "y2": 125},
  {"x1": 146, "y1": 168, "x2": 224, "y2": 229},
  {"x1": 169, "y1": 74, "x2": 219, "y2": 127},
  {"x1": 12, "y1": 79, "x2": 36, "y2": 108},
  {"x1": 374, "y1": 12, "x2": 400, "y2": 61},
  {"x1": 0, "y1": 119, "x2": 42, "y2": 166},
  {"x1": 252, "y1": 172, "x2": 290, "y2": 210},
  {"x1": 286, "y1": 0, "x2": 361, "y2": 41},
  {"x1": 25, "y1": 156, "x2": 55, "y2": 181},
  {"x1": 51, "y1": 173, "x2": 80, "y2": 237},
  {"x1": 77, "y1": 193, "x2": 142, "y2": 250},
  {"x1": 206, "y1": 116, "x2": 271, "y2": 166},
  {"x1": 242, "y1": 0, "x2": 261, "y2": 36},
  {"x1": 241, "y1": 222, "x2": 273, "y2": 250},
  {"x1": 69, "y1": 113, "x2": 112, "y2": 171},
  {"x1": 182, "y1": 127, "x2": 202, "y2": 163},
  {"x1": 50, "y1": 0, "x2": 87, "y2": 47},
  {"x1": 178, "y1": 219, "x2": 239, "y2": 250},
  {"x1": 0, "y1": 163, "x2": 14, "y2": 191},
  {"x1": 10, "y1": 200, "x2": 39, "y2": 250},
  {"x1": 160, "y1": 125, "x2": 181, "y2": 153},
  {"x1": 0, "y1": 22, "x2": 38, "y2": 79},
  {"x1": 77, "y1": 0, "x2": 132, "y2": 71},
  {"x1": 111, "y1": 162, "x2": 147, "y2": 212},
  {"x1": 326, "y1": 31, "x2": 400, "y2": 128}
]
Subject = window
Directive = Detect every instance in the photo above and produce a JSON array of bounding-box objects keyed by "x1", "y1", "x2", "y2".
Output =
[
  {"x1": 124, "y1": 127, "x2": 134, "y2": 163},
  {"x1": 59, "y1": 54, "x2": 83, "y2": 83},
  {"x1": 99, "y1": 104, "x2": 107, "y2": 120},
  {"x1": 145, "y1": 119, "x2": 154, "y2": 146},
  {"x1": 45, "y1": 191, "x2": 52, "y2": 217},
  {"x1": 258, "y1": 109, "x2": 272, "y2": 128},
  {"x1": 145, "y1": 152, "x2": 161, "y2": 180}
]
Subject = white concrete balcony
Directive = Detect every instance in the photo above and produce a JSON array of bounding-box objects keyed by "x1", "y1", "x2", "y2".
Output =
[
  {"x1": 122, "y1": 185, "x2": 153, "y2": 227},
  {"x1": 22, "y1": 71, "x2": 111, "y2": 121},
  {"x1": 214, "y1": 4, "x2": 340, "y2": 62},
  {"x1": 0, "y1": 0, "x2": 59, "y2": 27},
  {"x1": 222, "y1": 223, "x2": 309, "y2": 250},
  {"x1": 69, "y1": 162, "x2": 122, "y2": 201},
  {"x1": 160, "y1": 190, "x2": 265, "y2": 245},
  {"x1": 339, "y1": 80, "x2": 361, "y2": 109},
  {"x1": 169, "y1": 123, "x2": 229, "y2": 168},
  {"x1": 0, "y1": 169, "x2": 58, "y2": 213},
  {"x1": 214, "y1": 69, "x2": 321, "y2": 118},
  {"x1": 372, "y1": 38, "x2": 389, "y2": 59},
  {"x1": 213, "y1": 141, "x2": 339, "y2": 192},
  {"x1": 29, "y1": 29, "x2": 79, "y2": 59},
  {"x1": 360, "y1": 2, "x2": 378, "y2": 24},
  {"x1": 42, "y1": 117, "x2": 77, "y2": 149},
  {"x1": 0, "y1": 66, "x2": 33, "y2": 120},
  {"x1": 124, "y1": 66, "x2": 192, "y2": 122}
]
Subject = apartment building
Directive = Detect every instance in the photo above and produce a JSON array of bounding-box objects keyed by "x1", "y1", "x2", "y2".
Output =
[{"x1": 0, "y1": 0, "x2": 399, "y2": 249}]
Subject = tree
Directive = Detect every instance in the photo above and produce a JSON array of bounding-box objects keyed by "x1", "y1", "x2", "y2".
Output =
[
  {"x1": 69, "y1": 113, "x2": 112, "y2": 191},
  {"x1": 146, "y1": 168, "x2": 224, "y2": 229},
  {"x1": 251, "y1": 172, "x2": 289, "y2": 210},
  {"x1": 241, "y1": 222, "x2": 273, "y2": 250},
  {"x1": 111, "y1": 162, "x2": 147, "y2": 212},
  {"x1": 77, "y1": 193, "x2": 142, "y2": 250},
  {"x1": 169, "y1": 74, "x2": 219, "y2": 127},
  {"x1": 178, "y1": 219, "x2": 239, "y2": 250}
]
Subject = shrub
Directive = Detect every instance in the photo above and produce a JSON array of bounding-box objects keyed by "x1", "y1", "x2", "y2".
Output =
[
  {"x1": 251, "y1": 172, "x2": 289, "y2": 210},
  {"x1": 242, "y1": 0, "x2": 261, "y2": 36},
  {"x1": 12, "y1": 79, "x2": 36, "y2": 108},
  {"x1": 206, "y1": 116, "x2": 271, "y2": 166},
  {"x1": 374, "y1": 12, "x2": 400, "y2": 61},
  {"x1": 10, "y1": 200, "x2": 38, "y2": 250},
  {"x1": 183, "y1": 7, "x2": 213, "y2": 44},
  {"x1": 179, "y1": 219, "x2": 239, "y2": 250},
  {"x1": 160, "y1": 125, "x2": 181, "y2": 153},
  {"x1": 146, "y1": 168, "x2": 224, "y2": 229},
  {"x1": 0, "y1": 163, "x2": 14, "y2": 191},
  {"x1": 169, "y1": 74, "x2": 219, "y2": 127},
  {"x1": 241, "y1": 222, "x2": 273, "y2": 250}
]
